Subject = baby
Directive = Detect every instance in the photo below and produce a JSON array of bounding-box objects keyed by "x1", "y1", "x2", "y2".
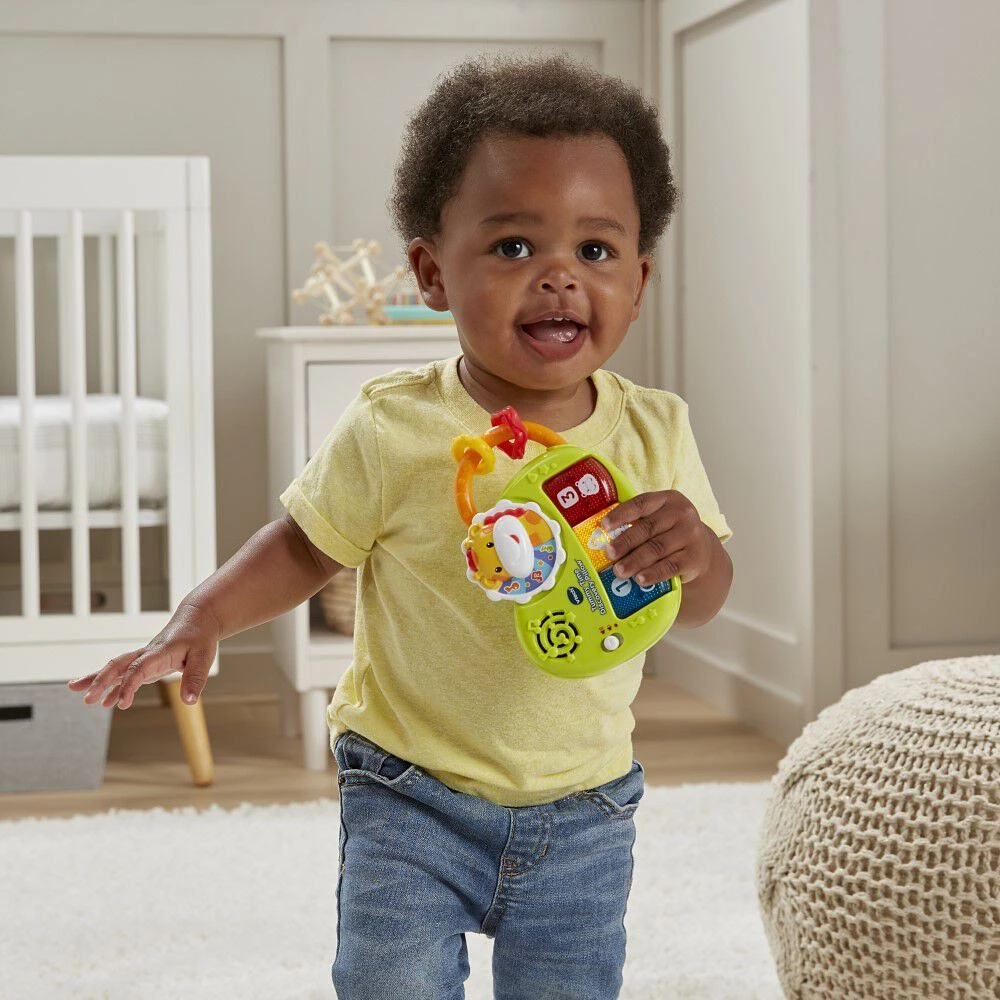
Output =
[{"x1": 72, "y1": 52, "x2": 732, "y2": 999}]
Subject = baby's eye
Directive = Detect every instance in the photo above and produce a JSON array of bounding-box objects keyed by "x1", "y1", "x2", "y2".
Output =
[
  {"x1": 579, "y1": 242, "x2": 611, "y2": 262},
  {"x1": 494, "y1": 238, "x2": 531, "y2": 259}
]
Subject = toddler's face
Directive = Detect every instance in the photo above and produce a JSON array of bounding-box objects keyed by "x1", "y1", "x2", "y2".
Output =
[{"x1": 409, "y1": 133, "x2": 652, "y2": 402}]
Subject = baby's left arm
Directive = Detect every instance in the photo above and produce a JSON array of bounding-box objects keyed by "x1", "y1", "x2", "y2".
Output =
[{"x1": 601, "y1": 490, "x2": 733, "y2": 628}]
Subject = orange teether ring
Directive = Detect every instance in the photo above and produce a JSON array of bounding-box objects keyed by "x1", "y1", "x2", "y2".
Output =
[{"x1": 452, "y1": 412, "x2": 565, "y2": 526}]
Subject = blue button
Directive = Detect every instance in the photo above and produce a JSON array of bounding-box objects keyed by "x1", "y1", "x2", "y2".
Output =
[{"x1": 599, "y1": 567, "x2": 672, "y2": 618}]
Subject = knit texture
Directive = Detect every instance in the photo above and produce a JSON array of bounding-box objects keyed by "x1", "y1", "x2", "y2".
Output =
[{"x1": 756, "y1": 656, "x2": 1000, "y2": 999}]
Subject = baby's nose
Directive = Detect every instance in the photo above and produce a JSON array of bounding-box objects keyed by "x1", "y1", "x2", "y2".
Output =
[{"x1": 535, "y1": 263, "x2": 578, "y2": 291}]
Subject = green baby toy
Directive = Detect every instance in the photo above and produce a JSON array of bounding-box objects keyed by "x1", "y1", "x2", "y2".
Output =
[{"x1": 452, "y1": 407, "x2": 681, "y2": 679}]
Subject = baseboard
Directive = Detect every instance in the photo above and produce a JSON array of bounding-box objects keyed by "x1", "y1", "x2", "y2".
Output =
[{"x1": 649, "y1": 638, "x2": 805, "y2": 748}]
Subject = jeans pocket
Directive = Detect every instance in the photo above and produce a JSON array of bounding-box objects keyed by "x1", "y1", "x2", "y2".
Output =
[
  {"x1": 578, "y1": 760, "x2": 645, "y2": 820},
  {"x1": 334, "y1": 732, "x2": 419, "y2": 788}
]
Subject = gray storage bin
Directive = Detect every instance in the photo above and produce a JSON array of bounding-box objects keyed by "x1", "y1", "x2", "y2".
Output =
[{"x1": 0, "y1": 683, "x2": 113, "y2": 793}]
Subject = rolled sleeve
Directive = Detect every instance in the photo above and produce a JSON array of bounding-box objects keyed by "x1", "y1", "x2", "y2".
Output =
[{"x1": 280, "y1": 391, "x2": 383, "y2": 566}]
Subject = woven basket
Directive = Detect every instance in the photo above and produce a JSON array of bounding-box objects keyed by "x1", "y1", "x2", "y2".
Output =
[{"x1": 318, "y1": 569, "x2": 357, "y2": 635}]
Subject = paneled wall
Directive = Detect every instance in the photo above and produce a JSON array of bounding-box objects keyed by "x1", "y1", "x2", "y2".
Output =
[
  {"x1": 843, "y1": 0, "x2": 1000, "y2": 680},
  {"x1": 663, "y1": 0, "x2": 811, "y2": 728},
  {"x1": 0, "y1": 0, "x2": 654, "y2": 676},
  {"x1": 659, "y1": 0, "x2": 1000, "y2": 746}
]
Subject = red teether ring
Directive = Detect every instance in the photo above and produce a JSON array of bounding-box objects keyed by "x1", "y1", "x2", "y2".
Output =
[{"x1": 491, "y1": 406, "x2": 528, "y2": 460}]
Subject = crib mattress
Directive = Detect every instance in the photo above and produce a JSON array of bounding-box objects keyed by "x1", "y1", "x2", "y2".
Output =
[{"x1": 0, "y1": 395, "x2": 168, "y2": 511}]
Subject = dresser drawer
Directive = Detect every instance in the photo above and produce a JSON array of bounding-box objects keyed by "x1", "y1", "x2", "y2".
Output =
[{"x1": 305, "y1": 361, "x2": 398, "y2": 455}]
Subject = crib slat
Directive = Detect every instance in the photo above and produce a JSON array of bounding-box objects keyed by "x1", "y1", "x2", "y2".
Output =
[
  {"x1": 98, "y1": 234, "x2": 115, "y2": 393},
  {"x1": 162, "y1": 210, "x2": 195, "y2": 609},
  {"x1": 15, "y1": 210, "x2": 41, "y2": 619},
  {"x1": 57, "y1": 236, "x2": 71, "y2": 397},
  {"x1": 66, "y1": 209, "x2": 91, "y2": 617},
  {"x1": 117, "y1": 211, "x2": 141, "y2": 615}
]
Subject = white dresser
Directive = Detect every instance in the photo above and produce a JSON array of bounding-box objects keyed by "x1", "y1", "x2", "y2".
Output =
[{"x1": 257, "y1": 325, "x2": 460, "y2": 769}]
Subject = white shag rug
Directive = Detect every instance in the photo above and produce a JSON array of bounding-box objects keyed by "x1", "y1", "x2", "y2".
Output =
[{"x1": 0, "y1": 783, "x2": 783, "y2": 999}]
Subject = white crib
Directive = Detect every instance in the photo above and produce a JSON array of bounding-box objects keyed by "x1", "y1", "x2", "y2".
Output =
[{"x1": 0, "y1": 157, "x2": 218, "y2": 785}]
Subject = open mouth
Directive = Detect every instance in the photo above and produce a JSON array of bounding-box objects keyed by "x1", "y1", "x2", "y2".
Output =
[{"x1": 519, "y1": 319, "x2": 583, "y2": 344}]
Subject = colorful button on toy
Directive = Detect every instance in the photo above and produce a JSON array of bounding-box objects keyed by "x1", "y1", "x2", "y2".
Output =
[
  {"x1": 598, "y1": 566, "x2": 673, "y2": 619},
  {"x1": 571, "y1": 509, "x2": 620, "y2": 573},
  {"x1": 542, "y1": 458, "x2": 618, "y2": 527}
]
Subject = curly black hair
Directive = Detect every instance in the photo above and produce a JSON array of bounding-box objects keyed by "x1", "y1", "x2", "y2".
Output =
[{"x1": 389, "y1": 52, "x2": 677, "y2": 256}]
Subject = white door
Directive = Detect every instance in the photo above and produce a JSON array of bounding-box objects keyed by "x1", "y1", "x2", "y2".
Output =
[
  {"x1": 656, "y1": 0, "x2": 817, "y2": 745},
  {"x1": 841, "y1": 0, "x2": 1000, "y2": 689}
]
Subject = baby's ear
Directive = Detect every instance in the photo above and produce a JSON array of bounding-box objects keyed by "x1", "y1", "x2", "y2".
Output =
[
  {"x1": 631, "y1": 255, "x2": 654, "y2": 321},
  {"x1": 407, "y1": 238, "x2": 450, "y2": 311}
]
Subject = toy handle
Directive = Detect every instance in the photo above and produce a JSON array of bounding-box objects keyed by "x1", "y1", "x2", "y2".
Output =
[{"x1": 453, "y1": 411, "x2": 564, "y2": 526}]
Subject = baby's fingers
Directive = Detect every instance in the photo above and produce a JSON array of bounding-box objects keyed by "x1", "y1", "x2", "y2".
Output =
[
  {"x1": 114, "y1": 649, "x2": 174, "y2": 710},
  {"x1": 71, "y1": 649, "x2": 144, "y2": 706},
  {"x1": 66, "y1": 673, "x2": 99, "y2": 691},
  {"x1": 100, "y1": 681, "x2": 125, "y2": 709}
]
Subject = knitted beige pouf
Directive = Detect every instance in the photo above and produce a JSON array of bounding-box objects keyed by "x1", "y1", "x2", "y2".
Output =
[{"x1": 756, "y1": 656, "x2": 1000, "y2": 1000}]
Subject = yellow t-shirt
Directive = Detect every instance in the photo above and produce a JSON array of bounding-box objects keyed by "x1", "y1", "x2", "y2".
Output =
[{"x1": 281, "y1": 356, "x2": 730, "y2": 806}]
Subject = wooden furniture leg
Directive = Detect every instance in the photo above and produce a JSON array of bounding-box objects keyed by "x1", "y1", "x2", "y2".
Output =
[{"x1": 161, "y1": 679, "x2": 215, "y2": 786}]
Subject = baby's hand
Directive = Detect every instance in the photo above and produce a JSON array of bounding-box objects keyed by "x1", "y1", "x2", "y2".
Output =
[
  {"x1": 67, "y1": 602, "x2": 221, "y2": 710},
  {"x1": 601, "y1": 491, "x2": 713, "y2": 586}
]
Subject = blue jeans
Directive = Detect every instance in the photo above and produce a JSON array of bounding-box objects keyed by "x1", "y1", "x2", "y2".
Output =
[{"x1": 332, "y1": 731, "x2": 644, "y2": 1000}]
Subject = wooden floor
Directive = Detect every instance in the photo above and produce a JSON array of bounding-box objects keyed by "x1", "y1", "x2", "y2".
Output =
[{"x1": 1, "y1": 675, "x2": 787, "y2": 821}]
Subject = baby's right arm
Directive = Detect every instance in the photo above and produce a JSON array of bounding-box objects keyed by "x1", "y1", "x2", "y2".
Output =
[{"x1": 68, "y1": 513, "x2": 343, "y2": 710}]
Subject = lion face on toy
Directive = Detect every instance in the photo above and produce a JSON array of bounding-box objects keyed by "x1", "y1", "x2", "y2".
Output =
[
  {"x1": 463, "y1": 522, "x2": 506, "y2": 590},
  {"x1": 462, "y1": 505, "x2": 555, "y2": 591}
]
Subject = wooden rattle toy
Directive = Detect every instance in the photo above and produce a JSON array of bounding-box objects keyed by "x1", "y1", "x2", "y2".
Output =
[
  {"x1": 291, "y1": 239, "x2": 407, "y2": 325},
  {"x1": 452, "y1": 407, "x2": 682, "y2": 678}
]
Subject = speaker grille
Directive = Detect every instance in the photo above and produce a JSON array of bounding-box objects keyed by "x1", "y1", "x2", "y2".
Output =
[{"x1": 528, "y1": 611, "x2": 581, "y2": 660}]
